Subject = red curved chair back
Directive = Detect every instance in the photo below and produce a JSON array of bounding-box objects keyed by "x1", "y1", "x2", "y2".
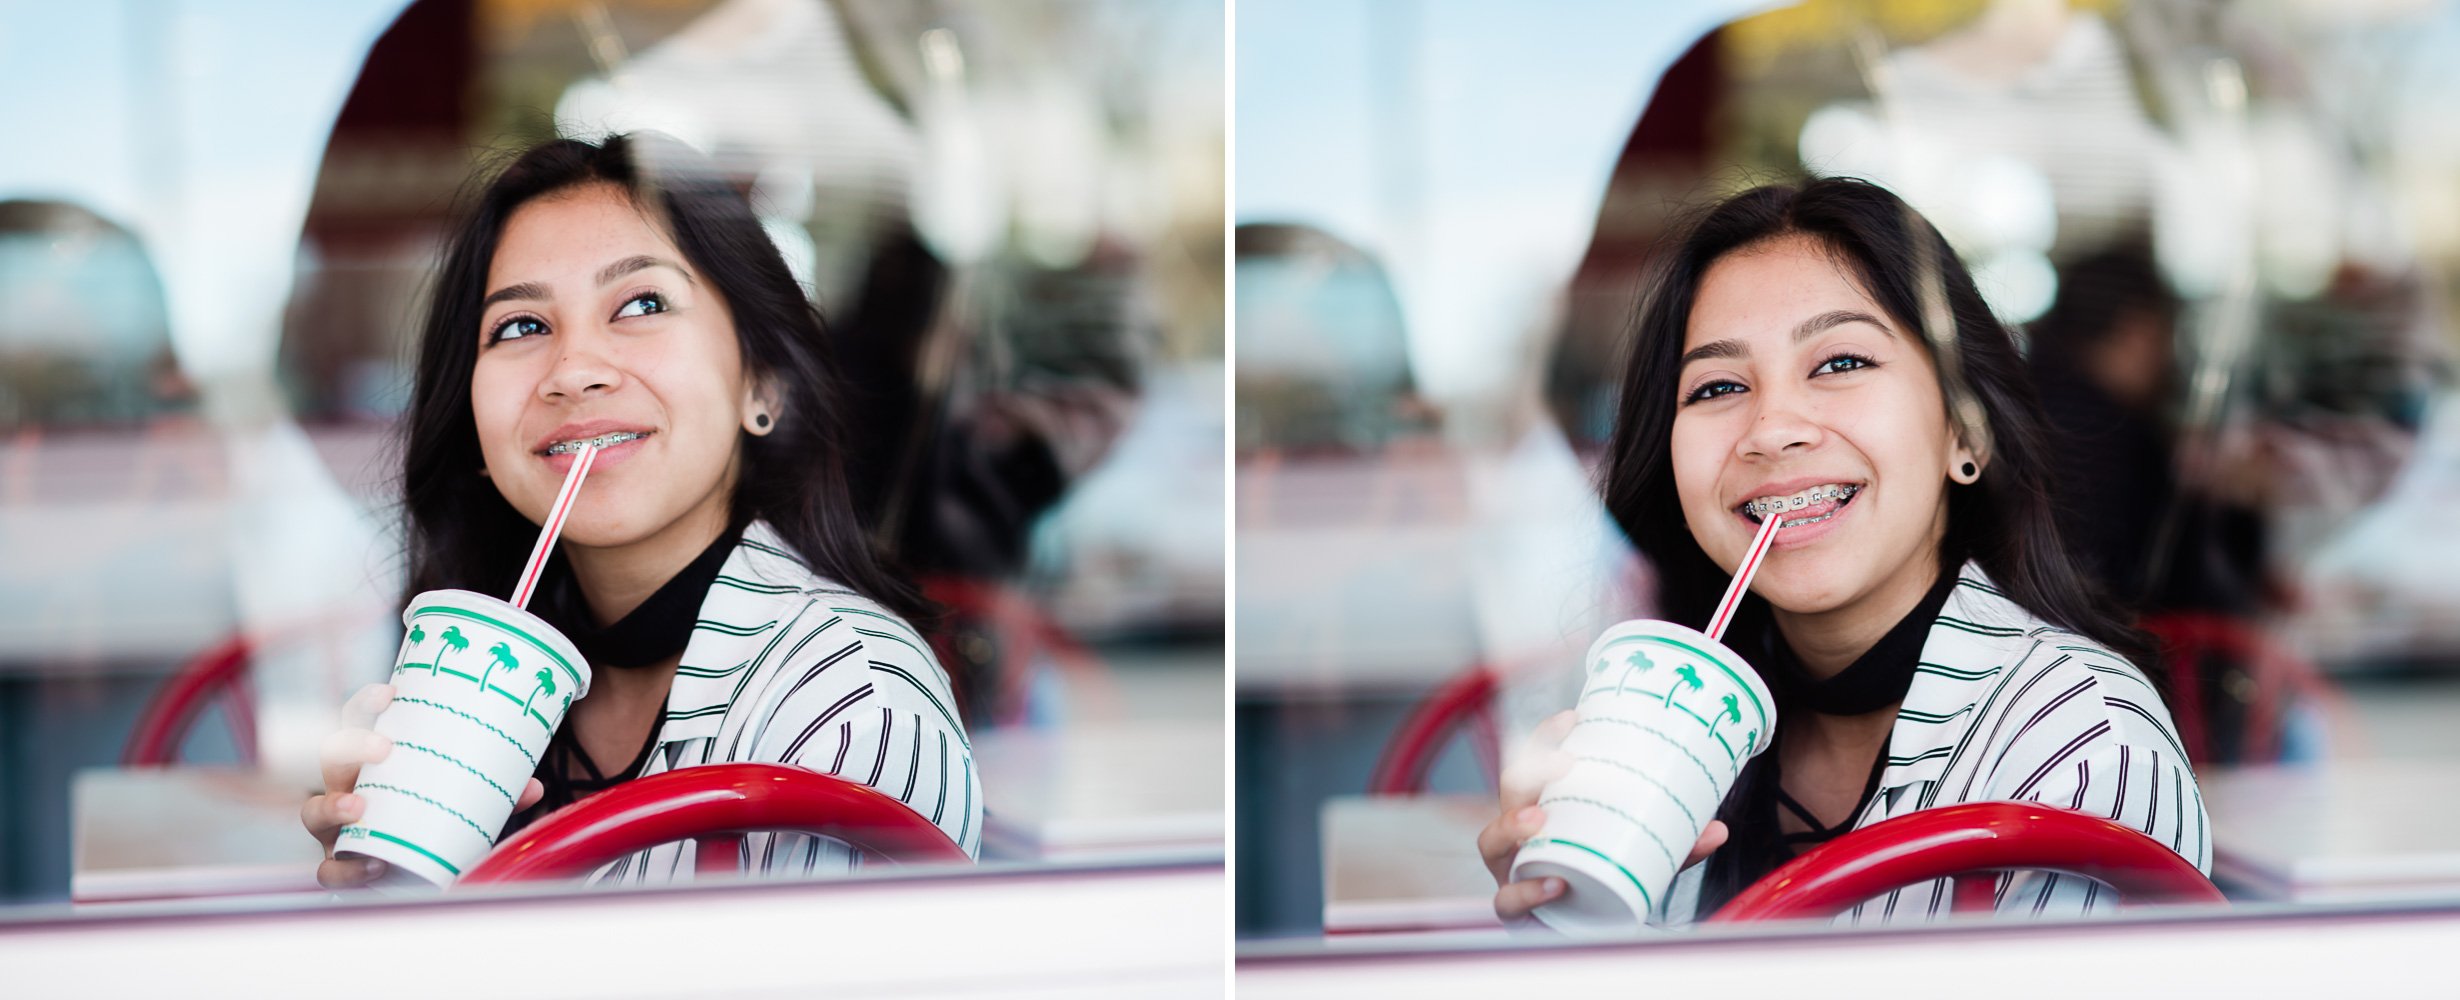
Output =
[
  {"x1": 1369, "y1": 665, "x2": 1501, "y2": 795},
  {"x1": 1708, "y1": 802, "x2": 2223, "y2": 922},
  {"x1": 2140, "y1": 612, "x2": 2328, "y2": 764},
  {"x1": 460, "y1": 763, "x2": 970, "y2": 885},
  {"x1": 123, "y1": 633, "x2": 259, "y2": 768}
]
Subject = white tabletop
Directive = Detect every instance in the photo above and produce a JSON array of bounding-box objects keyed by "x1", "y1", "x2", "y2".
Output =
[
  {"x1": 1318, "y1": 793, "x2": 1503, "y2": 934},
  {"x1": 2202, "y1": 758, "x2": 2460, "y2": 904},
  {"x1": 972, "y1": 719, "x2": 1227, "y2": 862},
  {"x1": 71, "y1": 767, "x2": 326, "y2": 904}
]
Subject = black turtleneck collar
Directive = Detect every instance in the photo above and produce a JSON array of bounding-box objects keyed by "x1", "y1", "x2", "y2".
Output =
[{"x1": 528, "y1": 517, "x2": 747, "y2": 671}]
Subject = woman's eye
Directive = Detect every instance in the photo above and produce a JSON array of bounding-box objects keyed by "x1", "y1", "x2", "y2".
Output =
[
  {"x1": 489, "y1": 316, "x2": 547, "y2": 344},
  {"x1": 1813, "y1": 353, "x2": 1875, "y2": 376},
  {"x1": 1685, "y1": 380, "x2": 1746, "y2": 403},
  {"x1": 614, "y1": 292, "x2": 667, "y2": 319}
]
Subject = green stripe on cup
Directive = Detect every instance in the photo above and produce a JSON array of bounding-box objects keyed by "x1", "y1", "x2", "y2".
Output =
[
  {"x1": 409, "y1": 604, "x2": 584, "y2": 691},
  {"x1": 1602, "y1": 632, "x2": 1771, "y2": 730},
  {"x1": 361, "y1": 828, "x2": 461, "y2": 876},
  {"x1": 1527, "y1": 837, "x2": 1654, "y2": 915}
]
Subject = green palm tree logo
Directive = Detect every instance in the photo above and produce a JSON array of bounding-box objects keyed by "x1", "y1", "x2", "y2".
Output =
[
  {"x1": 1707, "y1": 693, "x2": 1741, "y2": 741},
  {"x1": 439, "y1": 626, "x2": 469, "y2": 674},
  {"x1": 521, "y1": 665, "x2": 557, "y2": 717},
  {"x1": 1613, "y1": 650, "x2": 1654, "y2": 693},
  {"x1": 478, "y1": 642, "x2": 519, "y2": 693},
  {"x1": 404, "y1": 624, "x2": 430, "y2": 673},
  {"x1": 1743, "y1": 729, "x2": 1759, "y2": 755},
  {"x1": 1666, "y1": 664, "x2": 1703, "y2": 707}
]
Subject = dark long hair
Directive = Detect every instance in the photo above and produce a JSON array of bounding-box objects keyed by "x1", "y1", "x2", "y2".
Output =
[
  {"x1": 1601, "y1": 176, "x2": 2151, "y2": 667},
  {"x1": 400, "y1": 133, "x2": 920, "y2": 620}
]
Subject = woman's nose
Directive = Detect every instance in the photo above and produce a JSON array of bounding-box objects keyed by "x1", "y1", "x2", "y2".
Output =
[
  {"x1": 539, "y1": 327, "x2": 623, "y2": 401},
  {"x1": 1737, "y1": 387, "x2": 1822, "y2": 458}
]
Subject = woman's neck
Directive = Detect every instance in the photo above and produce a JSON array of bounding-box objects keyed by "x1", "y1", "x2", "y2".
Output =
[
  {"x1": 1768, "y1": 555, "x2": 1947, "y2": 680},
  {"x1": 559, "y1": 497, "x2": 734, "y2": 627}
]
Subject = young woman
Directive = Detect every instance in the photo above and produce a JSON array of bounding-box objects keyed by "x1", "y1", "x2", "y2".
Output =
[
  {"x1": 302, "y1": 133, "x2": 980, "y2": 886},
  {"x1": 1479, "y1": 178, "x2": 2206, "y2": 924}
]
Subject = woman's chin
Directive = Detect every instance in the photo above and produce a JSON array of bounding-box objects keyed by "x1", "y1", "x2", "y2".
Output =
[
  {"x1": 547, "y1": 513, "x2": 658, "y2": 551},
  {"x1": 1750, "y1": 558, "x2": 1863, "y2": 617}
]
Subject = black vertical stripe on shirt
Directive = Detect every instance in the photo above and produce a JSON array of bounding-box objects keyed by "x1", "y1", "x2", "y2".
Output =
[
  {"x1": 2171, "y1": 767, "x2": 2187, "y2": 853},
  {"x1": 868, "y1": 707, "x2": 894, "y2": 786},
  {"x1": 959, "y1": 758, "x2": 975, "y2": 848},
  {"x1": 2113, "y1": 746, "x2": 2131, "y2": 818},
  {"x1": 932, "y1": 731, "x2": 949, "y2": 825},
  {"x1": 2146, "y1": 749, "x2": 2163, "y2": 836},
  {"x1": 900, "y1": 713, "x2": 923, "y2": 803},
  {"x1": 831, "y1": 720, "x2": 852, "y2": 774}
]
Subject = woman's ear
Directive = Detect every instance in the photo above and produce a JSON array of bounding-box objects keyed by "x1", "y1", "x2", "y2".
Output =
[
  {"x1": 742, "y1": 374, "x2": 783, "y2": 436},
  {"x1": 1949, "y1": 440, "x2": 1985, "y2": 485}
]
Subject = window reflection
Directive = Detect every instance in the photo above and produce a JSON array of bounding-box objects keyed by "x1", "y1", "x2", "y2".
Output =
[
  {"x1": 1238, "y1": 0, "x2": 2460, "y2": 946},
  {"x1": 1, "y1": 0, "x2": 1222, "y2": 913}
]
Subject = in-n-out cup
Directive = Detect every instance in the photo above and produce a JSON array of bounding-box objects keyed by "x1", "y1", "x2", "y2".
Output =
[
  {"x1": 337, "y1": 589, "x2": 590, "y2": 889},
  {"x1": 1510, "y1": 618, "x2": 1775, "y2": 936}
]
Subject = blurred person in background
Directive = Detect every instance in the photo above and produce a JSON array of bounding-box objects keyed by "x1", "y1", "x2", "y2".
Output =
[
  {"x1": 1478, "y1": 178, "x2": 2205, "y2": 925},
  {"x1": 301, "y1": 132, "x2": 978, "y2": 889},
  {"x1": 1233, "y1": 223, "x2": 1428, "y2": 453},
  {"x1": 2028, "y1": 245, "x2": 2265, "y2": 615}
]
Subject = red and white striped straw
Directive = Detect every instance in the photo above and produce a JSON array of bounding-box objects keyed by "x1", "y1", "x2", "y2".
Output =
[
  {"x1": 511, "y1": 443, "x2": 599, "y2": 611},
  {"x1": 1707, "y1": 508, "x2": 1783, "y2": 641}
]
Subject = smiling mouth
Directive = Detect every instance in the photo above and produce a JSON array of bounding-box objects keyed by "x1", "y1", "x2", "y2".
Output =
[
  {"x1": 542, "y1": 430, "x2": 650, "y2": 456},
  {"x1": 1739, "y1": 483, "x2": 1862, "y2": 528}
]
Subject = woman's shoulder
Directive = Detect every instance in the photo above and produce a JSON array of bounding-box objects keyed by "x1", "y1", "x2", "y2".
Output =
[
  {"x1": 1927, "y1": 566, "x2": 2192, "y2": 788},
  {"x1": 730, "y1": 523, "x2": 955, "y2": 690}
]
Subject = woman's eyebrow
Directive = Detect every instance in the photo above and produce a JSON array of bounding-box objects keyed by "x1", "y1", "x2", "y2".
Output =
[
  {"x1": 596, "y1": 254, "x2": 695, "y2": 288},
  {"x1": 1679, "y1": 309, "x2": 1895, "y2": 367},
  {"x1": 1679, "y1": 338, "x2": 1746, "y2": 368},
  {"x1": 481, "y1": 281, "x2": 549, "y2": 310},
  {"x1": 1796, "y1": 309, "x2": 1892, "y2": 341}
]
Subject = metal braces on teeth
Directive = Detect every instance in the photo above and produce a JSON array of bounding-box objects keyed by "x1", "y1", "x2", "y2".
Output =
[
  {"x1": 1744, "y1": 484, "x2": 1858, "y2": 517},
  {"x1": 546, "y1": 431, "x2": 646, "y2": 455}
]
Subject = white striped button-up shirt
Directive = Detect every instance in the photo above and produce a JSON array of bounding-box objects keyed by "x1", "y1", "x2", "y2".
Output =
[
  {"x1": 1662, "y1": 563, "x2": 2210, "y2": 924},
  {"x1": 582, "y1": 520, "x2": 981, "y2": 884}
]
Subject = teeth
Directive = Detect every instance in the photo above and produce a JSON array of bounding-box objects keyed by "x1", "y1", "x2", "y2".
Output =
[
  {"x1": 546, "y1": 431, "x2": 645, "y2": 455},
  {"x1": 1742, "y1": 484, "x2": 1859, "y2": 518}
]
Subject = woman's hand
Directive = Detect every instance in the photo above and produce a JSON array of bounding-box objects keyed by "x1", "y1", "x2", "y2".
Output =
[
  {"x1": 300, "y1": 682, "x2": 543, "y2": 889},
  {"x1": 1476, "y1": 709, "x2": 1730, "y2": 924}
]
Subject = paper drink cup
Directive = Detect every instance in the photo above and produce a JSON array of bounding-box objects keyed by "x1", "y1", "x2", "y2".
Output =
[
  {"x1": 1510, "y1": 619, "x2": 1775, "y2": 936},
  {"x1": 336, "y1": 589, "x2": 590, "y2": 889}
]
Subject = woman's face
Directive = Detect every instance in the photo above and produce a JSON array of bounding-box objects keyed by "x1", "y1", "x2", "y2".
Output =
[
  {"x1": 470, "y1": 181, "x2": 764, "y2": 551},
  {"x1": 1670, "y1": 233, "x2": 1969, "y2": 623}
]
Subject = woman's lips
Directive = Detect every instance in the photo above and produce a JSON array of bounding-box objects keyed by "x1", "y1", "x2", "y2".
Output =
[{"x1": 538, "y1": 432, "x2": 651, "y2": 474}]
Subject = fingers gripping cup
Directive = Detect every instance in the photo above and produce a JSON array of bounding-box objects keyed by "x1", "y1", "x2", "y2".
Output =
[
  {"x1": 337, "y1": 591, "x2": 591, "y2": 889},
  {"x1": 1510, "y1": 619, "x2": 1775, "y2": 935}
]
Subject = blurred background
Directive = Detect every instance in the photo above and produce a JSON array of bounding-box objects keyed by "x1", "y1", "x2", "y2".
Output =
[
  {"x1": 1237, "y1": 0, "x2": 2460, "y2": 941},
  {"x1": 0, "y1": 0, "x2": 1222, "y2": 909}
]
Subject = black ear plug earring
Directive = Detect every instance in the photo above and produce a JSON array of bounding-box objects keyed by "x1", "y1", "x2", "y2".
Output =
[
  {"x1": 755, "y1": 413, "x2": 771, "y2": 430},
  {"x1": 1961, "y1": 461, "x2": 1978, "y2": 479}
]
